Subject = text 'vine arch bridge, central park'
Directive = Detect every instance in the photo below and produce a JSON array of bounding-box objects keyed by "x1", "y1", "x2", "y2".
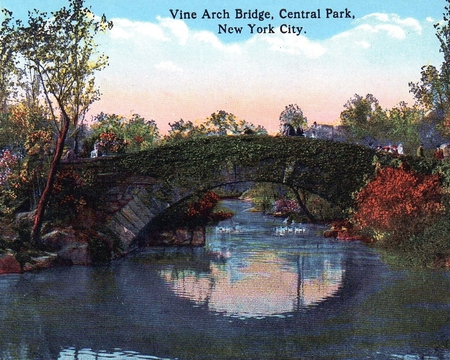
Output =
[{"x1": 59, "y1": 135, "x2": 418, "y2": 251}]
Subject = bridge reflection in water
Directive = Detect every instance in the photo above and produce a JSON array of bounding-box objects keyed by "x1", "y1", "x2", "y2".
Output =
[
  {"x1": 160, "y1": 252, "x2": 343, "y2": 318},
  {"x1": 159, "y1": 199, "x2": 345, "y2": 318}
]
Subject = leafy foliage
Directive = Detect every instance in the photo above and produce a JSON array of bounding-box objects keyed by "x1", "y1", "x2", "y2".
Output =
[
  {"x1": 0, "y1": 149, "x2": 17, "y2": 186},
  {"x1": 0, "y1": 104, "x2": 52, "y2": 153},
  {"x1": 150, "y1": 191, "x2": 233, "y2": 231},
  {"x1": 384, "y1": 217, "x2": 450, "y2": 268},
  {"x1": 98, "y1": 131, "x2": 127, "y2": 154},
  {"x1": 0, "y1": 104, "x2": 55, "y2": 213},
  {"x1": 86, "y1": 112, "x2": 160, "y2": 154},
  {"x1": 339, "y1": 94, "x2": 425, "y2": 151},
  {"x1": 279, "y1": 104, "x2": 308, "y2": 132},
  {"x1": 242, "y1": 183, "x2": 281, "y2": 213},
  {"x1": 165, "y1": 111, "x2": 267, "y2": 141},
  {"x1": 353, "y1": 165, "x2": 443, "y2": 246},
  {"x1": 166, "y1": 119, "x2": 203, "y2": 140},
  {"x1": 15, "y1": 0, "x2": 113, "y2": 123},
  {"x1": 0, "y1": 9, "x2": 22, "y2": 110},
  {"x1": 384, "y1": 102, "x2": 423, "y2": 153},
  {"x1": 409, "y1": 0, "x2": 450, "y2": 137},
  {"x1": 183, "y1": 191, "x2": 233, "y2": 228},
  {"x1": 340, "y1": 94, "x2": 386, "y2": 143},
  {"x1": 274, "y1": 198, "x2": 300, "y2": 214},
  {"x1": 47, "y1": 169, "x2": 88, "y2": 220}
]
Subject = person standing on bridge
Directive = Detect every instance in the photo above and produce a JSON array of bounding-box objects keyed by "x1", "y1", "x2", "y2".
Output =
[
  {"x1": 417, "y1": 144, "x2": 425, "y2": 158},
  {"x1": 434, "y1": 145, "x2": 444, "y2": 160},
  {"x1": 90, "y1": 143, "x2": 99, "y2": 158}
]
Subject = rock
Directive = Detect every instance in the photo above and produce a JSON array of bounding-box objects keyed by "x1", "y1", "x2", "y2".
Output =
[
  {"x1": 323, "y1": 229, "x2": 339, "y2": 238},
  {"x1": 14, "y1": 210, "x2": 36, "y2": 229},
  {"x1": 40, "y1": 229, "x2": 74, "y2": 251},
  {"x1": 0, "y1": 252, "x2": 22, "y2": 274},
  {"x1": 22, "y1": 252, "x2": 58, "y2": 272},
  {"x1": 41, "y1": 227, "x2": 90, "y2": 251},
  {"x1": 41, "y1": 228, "x2": 93, "y2": 265},
  {"x1": 58, "y1": 244, "x2": 92, "y2": 266}
]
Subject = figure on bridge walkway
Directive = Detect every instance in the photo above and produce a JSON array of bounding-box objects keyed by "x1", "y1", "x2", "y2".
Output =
[
  {"x1": 282, "y1": 123, "x2": 304, "y2": 137},
  {"x1": 434, "y1": 145, "x2": 444, "y2": 160},
  {"x1": 417, "y1": 144, "x2": 425, "y2": 158},
  {"x1": 90, "y1": 143, "x2": 100, "y2": 158}
]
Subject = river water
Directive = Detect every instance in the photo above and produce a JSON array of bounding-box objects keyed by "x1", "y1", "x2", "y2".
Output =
[{"x1": 1, "y1": 200, "x2": 450, "y2": 360}]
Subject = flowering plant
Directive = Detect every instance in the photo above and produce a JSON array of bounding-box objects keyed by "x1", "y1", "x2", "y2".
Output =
[
  {"x1": 274, "y1": 198, "x2": 301, "y2": 214},
  {"x1": 98, "y1": 131, "x2": 128, "y2": 153}
]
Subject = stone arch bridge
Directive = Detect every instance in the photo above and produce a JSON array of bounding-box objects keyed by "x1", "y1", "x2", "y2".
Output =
[{"x1": 60, "y1": 135, "x2": 391, "y2": 250}]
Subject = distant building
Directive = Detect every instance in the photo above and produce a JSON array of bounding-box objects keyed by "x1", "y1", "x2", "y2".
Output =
[{"x1": 304, "y1": 123, "x2": 348, "y2": 142}]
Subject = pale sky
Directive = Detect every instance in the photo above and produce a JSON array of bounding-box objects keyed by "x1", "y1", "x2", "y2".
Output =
[{"x1": 1, "y1": 0, "x2": 446, "y2": 134}]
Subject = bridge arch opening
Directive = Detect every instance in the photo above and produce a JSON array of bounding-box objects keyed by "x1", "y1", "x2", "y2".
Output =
[{"x1": 136, "y1": 180, "x2": 345, "y2": 247}]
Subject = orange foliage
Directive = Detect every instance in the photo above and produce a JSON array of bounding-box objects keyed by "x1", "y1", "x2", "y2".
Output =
[
  {"x1": 52, "y1": 170, "x2": 87, "y2": 214},
  {"x1": 354, "y1": 166, "x2": 443, "y2": 240},
  {"x1": 184, "y1": 191, "x2": 233, "y2": 227}
]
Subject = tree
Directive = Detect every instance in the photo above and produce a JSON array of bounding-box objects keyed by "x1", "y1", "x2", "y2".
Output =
[
  {"x1": 0, "y1": 9, "x2": 22, "y2": 111},
  {"x1": 339, "y1": 94, "x2": 388, "y2": 143},
  {"x1": 0, "y1": 104, "x2": 55, "y2": 211},
  {"x1": 385, "y1": 102, "x2": 423, "y2": 152},
  {"x1": 202, "y1": 111, "x2": 267, "y2": 136},
  {"x1": 235, "y1": 119, "x2": 267, "y2": 135},
  {"x1": 279, "y1": 104, "x2": 308, "y2": 134},
  {"x1": 353, "y1": 165, "x2": 443, "y2": 246},
  {"x1": 201, "y1": 110, "x2": 247, "y2": 135},
  {"x1": 125, "y1": 114, "x2": 160, "y2": 151},
  {"x1": 12, "y1": 0, "x2": 113, "y2": 243},
  {"x1": 183, "y1": 191, "x2": 233, "y2": 229},
  {"x1": 0, "y1": 103, "x2": 51, "y2": 152},
  {"x1": 409, "y1": 0, "x2": 450, "y2": 136},
  {"x1": 165, "y1": 112, "x2": 267, "y2": 141},
  {"x1": 87, "y1": 112, "x2": 160, "y2": 154},
  {"x1": 204, "y1": 110, "x2": 237, "y2": 135},
  {"x1": 166, "y1": 119, "x2": 202, "y2": 140}
]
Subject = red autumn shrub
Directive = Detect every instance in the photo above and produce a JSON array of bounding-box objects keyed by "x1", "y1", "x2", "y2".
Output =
[
  {"x1": 353, "y1": 165, "x2": 443, "y2": 244},
  {"x1": 183, "y1": 191, "x2": 233, "y2": 228}
]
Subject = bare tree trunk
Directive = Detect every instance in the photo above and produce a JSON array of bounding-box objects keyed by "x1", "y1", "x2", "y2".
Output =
[
  {"x1": 30, "y1": 115, "x2": 70, "y2": 245},
  {"x1": 292, "y1": 187, "x2": 316, "y2": 224}
]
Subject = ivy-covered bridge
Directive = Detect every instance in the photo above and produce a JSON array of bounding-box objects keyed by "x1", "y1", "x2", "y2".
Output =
[{"x1": 61, "y1": 135, "x2": 394, "y2": 248}]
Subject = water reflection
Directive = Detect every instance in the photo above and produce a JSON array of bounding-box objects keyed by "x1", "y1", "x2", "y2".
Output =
[
  {"x1": 160, "y1": 253, "x2": 343, "y2": 318},
  {"x1": 159, "y1": 201, "x2": 345, "y2": 318}
]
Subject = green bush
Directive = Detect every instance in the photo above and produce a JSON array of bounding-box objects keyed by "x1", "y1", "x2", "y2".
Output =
[{"x1": 379, "y1": 216, "x2": 450, "y2": 268}]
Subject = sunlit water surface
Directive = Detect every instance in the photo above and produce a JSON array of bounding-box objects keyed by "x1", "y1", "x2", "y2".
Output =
[{"x1": 1, "y1": 200, "x2": 449, "y2": 360}]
